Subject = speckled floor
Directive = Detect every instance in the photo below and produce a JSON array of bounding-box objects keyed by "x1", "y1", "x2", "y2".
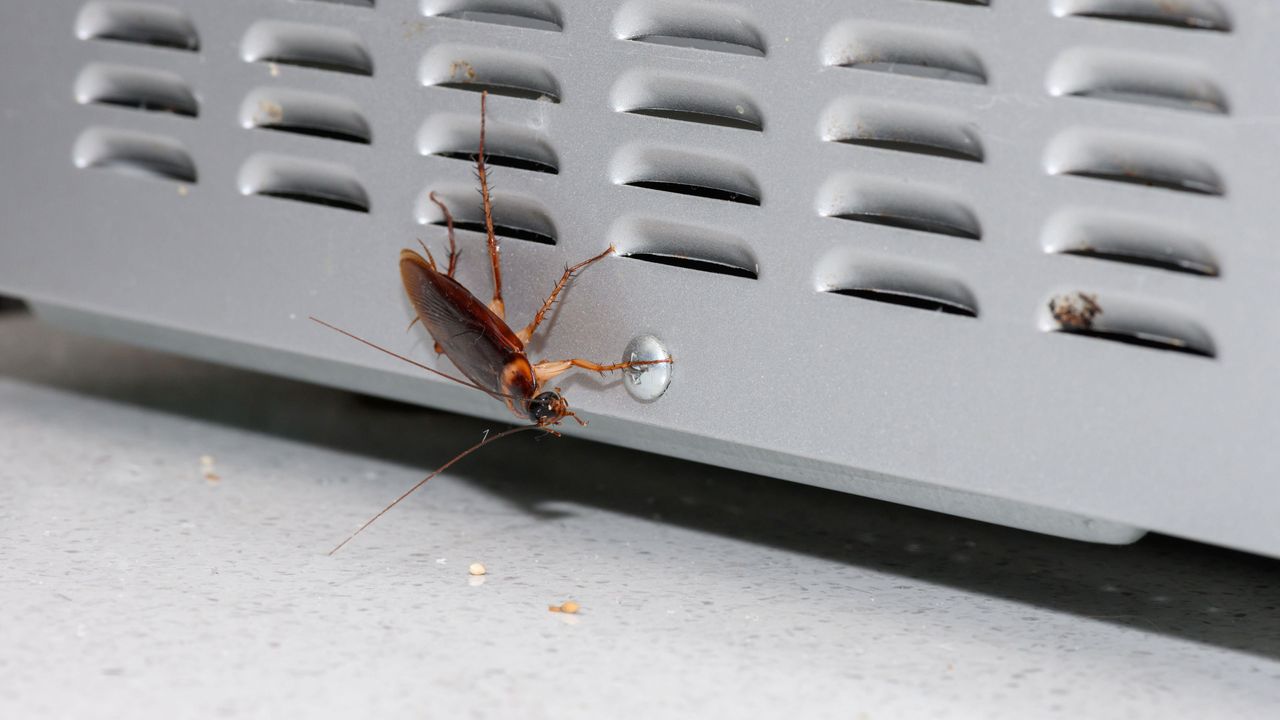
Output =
[{"x1": 2, "y1": 310, "x2": 1278, "y2": 719}]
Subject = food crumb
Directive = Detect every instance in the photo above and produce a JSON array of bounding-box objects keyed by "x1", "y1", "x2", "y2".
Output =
[
  {"x1": 199, "y1": 455, "x2": 219, "y2": 483},
  {"x1": 468, "y1": 562, "x2": 486, "y2": 576},
  {"x1": 548, "y1": 600, "x2": 580, "y2": 614}
]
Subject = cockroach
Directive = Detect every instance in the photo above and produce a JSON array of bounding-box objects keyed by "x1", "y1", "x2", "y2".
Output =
[{"x1": 313, "y1": 91, "x2": 670, "y2": 554}]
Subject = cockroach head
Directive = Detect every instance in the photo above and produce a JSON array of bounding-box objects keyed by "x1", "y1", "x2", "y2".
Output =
[{"x1": 527, "y1": 390, "x2": 571, "y2": 426}]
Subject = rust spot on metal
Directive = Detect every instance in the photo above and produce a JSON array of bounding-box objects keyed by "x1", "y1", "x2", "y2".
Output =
[{"x1": 1049, "y1": 292, "x2": 1102, "y2": 330}]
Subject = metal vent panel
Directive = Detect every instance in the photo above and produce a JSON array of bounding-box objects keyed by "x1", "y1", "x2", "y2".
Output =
[{"x1": 2, "y1": 0, "x2": 1279, "y2": 557}]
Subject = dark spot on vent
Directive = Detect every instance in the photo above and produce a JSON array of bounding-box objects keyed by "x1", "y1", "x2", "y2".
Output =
[
  {"x1": 421, "y1": 47, "x2": 560, "y2": 102},
  {"x1": 241, "y1": 21, "x2": 373, "y2": 76},
  {"x1": 436, "y1": 220, "x2": 554, "y2": 245},
  {"x1": 822, "y1": 23, "x2": 987, "y2": 85},
  {"x1": 418, "y1": 113, "x2": 559, "y2": 172},
  {"x1": 627, "y1": 108, "x2": 760, "y2": 132},
  {"x1": 1049, "y1": 292, "x2": 1102, "y2": 330},
  {"x1": 301, "y1": 0, "x2": 375, "y2": 7},
  {"x1": 1048, "y1": 49, "x2": 1229, "y2": 115},
  {"x1": 621, "y1": 253, "x2": 757, "y2": 279},
  {"x1": 1054, "y1": 329, "x2": 1214, "y2": 356},
  {"x1": 423, "y1": 0, "x2": 562, "y2": 31},
  {"x1": 438, "y1": 152, "x2": 555, "y2": 174},
  {"x1": 434, "y1": 81, "x2": 557, "y2": 102},
  {"x1": 1061, "y1": 248, "x2": 1217, "y2": 276},
  {"x1": 1051, "y1": 0, "x2": 1231, "y2": 32},
  {"x1": 1064, "y1": 168, "x2": 1221, "y2": 196},
  {"x1": 828, "y1": 289, "x2": 976, "y2": 316},
  {"x1": 1047, "y1": 130, "x2": 1224, "y2": 197},
  {"x1": 238, "y1": 154, "x2": 369, "y2": 213},
  {"x1": 241, "y1": 88, "x2": 371, "y2": 144},
  {"x1": 73, "y1": 126, "x2": 197, "y2": 183},
  {"x1": 820, "y1": 178, "x2": 981, "y2": 240},
  {"x1": 823, "y1": 99, "x2": 983, "y2": 162},
  {"x1": 614, "y1": 1, "x2": 766, "y2": 57},
  {"x1": 612, "y1": 71, "x2": 763, "y2": 131},
  {"x1": 74, "y1": 63, "x2": 198, "y2": 117},
  {"x1": 612, "y1": 145, "x2": 761, "y2": 206},
  {"x1": 625, "y1": 181, "x2": 759, "y2": 205},
  {"x1": 1044, "y1": 211, "x2": 1220, "y2": 277},
  {"x1": 1043, "y1": 291, "x2": 1215, "y2": 357},
  {"x1": 75, "y1": 1, "x2": 200, "y2": 51},
  {"x1": 612, "y1": 217, "x2": 757, "y2": 280},
  {"x1": 818, "y1": 254, "x2": 978, "y2": 318},
  {"x1": 419, "y1": 188, "x2": 557, "y2": 245}
]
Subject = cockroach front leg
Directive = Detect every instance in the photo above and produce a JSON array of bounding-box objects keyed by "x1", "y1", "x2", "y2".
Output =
[
  {"x1": 517, "y1": 246, "x2": 614, "y2": 344},
  {"x1": 427, "y1": 191, "x2": 460, "y2": 278},
  {"x1": 533, "y1": 357, "x2": 672, "y2": 385}
]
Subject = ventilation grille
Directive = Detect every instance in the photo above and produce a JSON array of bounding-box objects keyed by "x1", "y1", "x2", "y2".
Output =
[
  {"x1": 72, "y1": 2, "x2": 200, "y2": 188},
  {"x1": 65, "y1": 0, "x2": 1233, "y2": 361},
  {"x1": 816, "y1": 9, "x2": 986, "y2": 321},
  {"x1": 235, "y1": 13, "x2": 374, "y2": 213},
  {"x1": 1040, "y1": 6, "x2": 1225, "y2": 358}
]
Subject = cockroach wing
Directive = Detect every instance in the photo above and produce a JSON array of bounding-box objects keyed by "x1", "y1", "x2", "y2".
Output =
[{"x1": 399, "y1": 250, "x2": 529, "y2": 399}]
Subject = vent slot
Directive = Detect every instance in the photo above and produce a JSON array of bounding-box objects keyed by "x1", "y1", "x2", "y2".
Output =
[
  {"x1": 821, "y1": 22, "x2": 987, "y2": 85},
  {"x1": 417, "y1": 113, "x2": 557, "y2": 174},
  {"x1": 73, "y1": 126, "x2": 197, "y2": 183},
  {"x1": 240, "y1": 88, "x2": 371, "y2": 144},
  {"x1": 1042, "y1": 291, "x2": 1215, "y2": 357},
  {"x1": 421, "y1": 0, "x2": 562, "y2": 32},
  {"x1": 612, "y1": 217, "x2": 757, "y2": 279},
  {"x1": 817, "y1": 253, "x2": 978, "y2": 317},
  {"x1": 611, "y1": 71, "x2": 763, "y2": 131},
  {"x1": 1046, "y1": 129, "x2": 1224, "y2": 196},
  {"x1": 304, "y1": 0, "x2": 375, "y2": 7},
  {"x1": 420, "y1": 45, "x2": 560, "y2": 102},
  {"x1": 74, "y1": 63, "x2": 198, "y2": 117},
  {"x1": 238, "y1": 154, "x2": 369, "y2": 212},
  {"x1": 75, "y1": 1, "x2": 199, "y2": 51},
  {"x1": 1048, "y1": 49, "x2": 1228, "y2": 115},
  {"x1": 1050, "y1": 0, "x2": 1230, "y2": 32},
  {"x1": 241, "y1": 21, "x2": 373, "y2": 76},
  {"x1": 613, "y1": 1, "x2": 766, "y2": 57},
  {"x1": 611, "y1": 145, "x2": 760, "y2": 206},
  {"x1": 1044, "y1": 210, "x2": 1219, "y2": 277},
  {"x1": 818, "y1": 176, "x2": 981, "y2": 240},
  {"x1": 417, "y1": 187, "x2": 556, "y2": 245},
  {"x1": 821, "y1": 98, "x2": 982, "y2": 162},
  {"x1": 924, "y1": 0, "x2": 990, "y2": 5}
]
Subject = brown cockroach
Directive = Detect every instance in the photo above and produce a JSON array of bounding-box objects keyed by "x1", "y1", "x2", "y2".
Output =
[{"x1": 314, "y1": 91, "x2": 670, "y2": 554}]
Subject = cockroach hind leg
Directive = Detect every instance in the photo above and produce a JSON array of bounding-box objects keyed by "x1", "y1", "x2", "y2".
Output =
[{"x1": 474, "y1": 90, "x2": 505, "y2": 319}]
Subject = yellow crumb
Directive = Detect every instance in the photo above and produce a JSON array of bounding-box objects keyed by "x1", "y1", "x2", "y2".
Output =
[{"x1": 468, "y1": 562, "x2": 486, "y2": 576}]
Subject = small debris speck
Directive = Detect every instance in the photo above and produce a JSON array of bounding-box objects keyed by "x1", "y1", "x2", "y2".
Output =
[
  {"x1": 549, "y1": 600, "x2": 580, "y2": 614},
  {"x1": 468, "y1": 562, "x2": 486, "y2": 576}
]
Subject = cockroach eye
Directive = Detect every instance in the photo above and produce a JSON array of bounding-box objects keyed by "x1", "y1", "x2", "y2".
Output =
[{"x1": 528, "y1": 391, "x2": 563, "y2": 423}]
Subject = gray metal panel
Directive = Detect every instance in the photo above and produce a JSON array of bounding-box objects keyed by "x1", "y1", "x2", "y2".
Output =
[{"x1": 1, "y1": 0, "x2": 1276, "y2": 554}]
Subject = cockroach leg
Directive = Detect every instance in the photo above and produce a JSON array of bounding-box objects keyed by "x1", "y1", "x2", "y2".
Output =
[
  {"x1": 427, "y1": 191, "x2": 460, "y2": 278},
  {"x1": 532, "y1": 357, "x2": 673, "y2": 384},
  {"x1": 415, "y1": 238, "x2": 439, "y2": 272},
  {"x1": 475, "y1": 90, "x2": 505, "y2": 320},
  {"x1": 517, "y1": 245, "x2": 616, "y2": 344}
]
